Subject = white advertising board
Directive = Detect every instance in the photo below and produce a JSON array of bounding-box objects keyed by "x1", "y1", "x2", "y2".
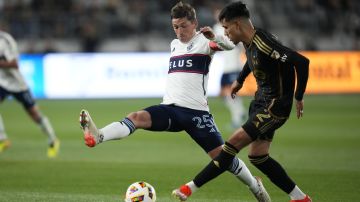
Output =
[{"x1": 43, "y1": 53, "x2": 223, "y2": 99}]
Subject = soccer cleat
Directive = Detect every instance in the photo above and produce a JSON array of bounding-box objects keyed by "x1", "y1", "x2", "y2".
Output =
[
  {"x1": 172, "y1": 185, "x2": 192, "y2": 201},
  {"x1": 0, "y1": 139, "x2": 11, "y2": 153},
  {"x1": 252, "y1": 176, "x2": 271, "y2": 202},
  {"x1": 47, "y1": 139, "x2": 60, "y2": 158},
  {"x1": 290, "y1": 195, "x2": 312, "y2": 202},
  {"x1": 79, "y1": 109, "x2": 102, "y2": 147}
]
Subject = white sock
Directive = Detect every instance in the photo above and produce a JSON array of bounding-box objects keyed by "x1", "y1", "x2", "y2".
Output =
[
  {"x1": 39, "y1": 116, "x2": 57, "y2": 144},
  {"x1": 289, "y1": 185, "x2": 306, "y2": 200},
  {"x1": 224, "y1": 96, "x2": 246, "y2": 127},
  {"x1": 0, "y1": 114, "x2": 8, "y2": 141},
  {"x1": 100, "y1": 119, "x2": 134, "y2": 142},
  {"x1": 186, "y1": 181, "x2": 198, "y2": 194},
  {"x1": 229, "y1": 157, "x2": 259, "y2": 193}
]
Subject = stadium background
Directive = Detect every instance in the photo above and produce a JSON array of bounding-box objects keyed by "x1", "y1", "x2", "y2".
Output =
[{"x1": 1, "y1": 0, "x2": 360, "y2": 202}]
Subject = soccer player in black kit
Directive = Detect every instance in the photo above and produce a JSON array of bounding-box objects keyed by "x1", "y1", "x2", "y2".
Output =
[{"x1": 173, "y1": 1, "x2": 312, "y2": 202}]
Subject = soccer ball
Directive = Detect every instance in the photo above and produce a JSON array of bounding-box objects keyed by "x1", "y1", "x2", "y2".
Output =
[{"x1": 124, "y1": 181, "x2": 156, "y2": 202}]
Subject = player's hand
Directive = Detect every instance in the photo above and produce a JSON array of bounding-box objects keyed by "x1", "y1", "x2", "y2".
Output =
[
  {"x1": 230, "y1": 80, "x2": 243, "y2": 99},
  {"x1": 200, "y1": 26, "x2": 215, "y2": 40},
  {"x1": 296, "y1": 99, "x2": 304, "y2": 119}
]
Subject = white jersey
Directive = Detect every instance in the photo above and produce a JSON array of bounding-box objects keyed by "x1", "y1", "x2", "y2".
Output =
[
  {"x1": 162, "y1": 32, "x2": 234, "y2": 111},
  {"x1": 213, "y1": 23, "x2": 245, "y2": 73},
  {"x1": 0, "y1": 31, "x2": 28, "y2": 92}
]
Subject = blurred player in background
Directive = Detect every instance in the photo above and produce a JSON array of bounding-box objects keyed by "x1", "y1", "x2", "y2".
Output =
[
  {"x1": 0, "y1": 30, "x2": 60, "y2": 158},
  {"x1": 80, "y1": 2, "x2": 269, "y2": 201},
  {"x1": 173, "y1": 1, "x2": 312, "y2": 202},
  {"x1": 213, "y1": 7, "x2": 246, "y2": 129}
]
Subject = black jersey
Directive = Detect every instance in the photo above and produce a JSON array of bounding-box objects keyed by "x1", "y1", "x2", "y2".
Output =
[{"x1": 237, "y1": 28, "x2": 309, "y2": 118}]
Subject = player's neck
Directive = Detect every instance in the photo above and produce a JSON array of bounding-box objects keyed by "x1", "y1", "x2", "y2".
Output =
[{"x1": 242, "y1": 26, "x2": 256, "y2": 46}]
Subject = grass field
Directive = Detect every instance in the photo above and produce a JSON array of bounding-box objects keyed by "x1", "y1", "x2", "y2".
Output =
[{"x1": 0, "y1": 95, "x2": 359, "y2": 202}]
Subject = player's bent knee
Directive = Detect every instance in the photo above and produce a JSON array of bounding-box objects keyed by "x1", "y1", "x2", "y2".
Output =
[{"x1": 127, "y1": 111, "x2": 151, "y2": 127}]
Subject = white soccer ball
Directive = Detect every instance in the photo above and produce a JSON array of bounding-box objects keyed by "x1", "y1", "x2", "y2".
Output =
[{"x1": 124, "y1": 181, "x2": 156, "y2": 202}]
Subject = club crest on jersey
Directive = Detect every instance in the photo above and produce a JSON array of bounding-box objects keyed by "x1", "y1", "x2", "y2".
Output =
[
  {"x1": 271, "y1": 50, "x2": 280, "y2": 59},
  {"x1": 187, "y1": 42, "x2": 194, "y2": 51}
]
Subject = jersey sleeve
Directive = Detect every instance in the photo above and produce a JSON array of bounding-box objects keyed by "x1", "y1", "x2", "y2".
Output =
[
  {"x1": 236, "y1": 62, "x2": 251, "y2": 84},
  {"x1": 209, "y1": 34, "x2": 236, "y2": 51},
  {"x1": 1, "y1": 33, "x2": 19, "y2": 61},
  {"x1": 254, "y1": 32, "x2": 309, "y2": 101}
]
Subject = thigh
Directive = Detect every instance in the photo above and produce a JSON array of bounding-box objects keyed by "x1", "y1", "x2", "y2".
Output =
[
  {"x1": 242, "y1": 101, "x2": 287, "y2": 141},
  {"x1": 12, "y1": 90, "x2": 36, "y2": 109},
  {"x1": 143, "y1": 105, "x2": 182, "y2": 132},
  {"x1": 221, "y1": 72, "x2": 240, "y2": 87},
  {"x1": 0, "y1": 86, "x2": 10, "y2": 102},
  {"x1": 182, "y1": 109, "x2": 224, "y2": 153}
]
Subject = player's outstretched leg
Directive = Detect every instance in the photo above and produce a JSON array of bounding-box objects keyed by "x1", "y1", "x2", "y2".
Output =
[{"x1": 79, "y1": 109, "x2": 103, "y2": 147}]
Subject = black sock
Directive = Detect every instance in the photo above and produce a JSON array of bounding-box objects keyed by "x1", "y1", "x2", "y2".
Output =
[
  {"x1": 249, "y1": 154, "x2": 296, "y2": 193},
  {"x1": 193, "y1": 142, "x2": 238, "y2": 187}
]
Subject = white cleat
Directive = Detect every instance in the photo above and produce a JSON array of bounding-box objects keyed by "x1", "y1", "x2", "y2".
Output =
[
  {"x1": 79, "y1": 109, "x2": 102, "y2": 147},
  {"x1": 252, "y1": 176, "x2": 271, "y2": 202},
  {"x1": 172, "y1": 189, "x2": 188, "y2": 202}
]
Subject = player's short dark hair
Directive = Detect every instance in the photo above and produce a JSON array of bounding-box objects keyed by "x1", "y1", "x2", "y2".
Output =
[
  {"x1": 171, "y1": 1, "x2": 196, "y2": 21},
  {"x1": 218, "y1": 1, "x2": 250, "y2": 22}
]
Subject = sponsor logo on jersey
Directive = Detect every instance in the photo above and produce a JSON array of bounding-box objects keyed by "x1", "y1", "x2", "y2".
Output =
[
  {"x1": 280, "y1": 54, "x2": 288, "y2": 62},
  {"x1": 169, "y1": 54, "x2": 211, "y2": 75}
]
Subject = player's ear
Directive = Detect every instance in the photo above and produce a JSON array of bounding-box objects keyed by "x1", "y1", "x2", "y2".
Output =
[
  {"x1": 193, "y1": 19, "x2": 198, "y2": 28},
  {"x1": 235, "y1": 19, "x2": 242, "y2": 30}
]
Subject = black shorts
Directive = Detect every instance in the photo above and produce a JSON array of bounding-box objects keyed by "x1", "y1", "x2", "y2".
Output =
[
  {"x1": 144, "y1": 104, "x2": 224, "y2": 153},
  {"x1": 242, "y1": 100, "x2": 288, "y2": 141},
  {"x1": 0, "y1": 86, "x2": 36, "y2": 109},
  {"x1": 220, "y1": 71, "x2": 240, "y2": 87}
]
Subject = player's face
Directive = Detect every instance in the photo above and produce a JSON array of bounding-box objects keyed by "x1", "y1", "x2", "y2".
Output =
[
  {"x1": 172, "y1": 17, "x2": 197, "y2": 43},
  {"x1": 221, "y1": 19, "x2": 241, "y2": 45}
]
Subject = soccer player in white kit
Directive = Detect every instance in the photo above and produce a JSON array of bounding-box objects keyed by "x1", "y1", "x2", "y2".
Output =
[
  {"x1": 79, "y1": 2, "x2": 269, "y2": 201},
  {"x1": 213, "y1": 15, "x2": 247, "y2": 128},
  {"x1": 0, "y1": 30, "x2": 60, "y2": 158}
]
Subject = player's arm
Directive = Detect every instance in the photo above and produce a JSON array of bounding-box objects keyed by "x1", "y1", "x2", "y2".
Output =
[
  {"x1": 200, "y1": 26, "x2": 235, "y2": 51},
  {"x1": 0, "y1": 33, "x2": 20, "y2": 69},
  {"x1": 231, "y1": 62, "x2": 251, "y2": 98},
  {"x1": 288, "y1": 51, "x2": 309, "y2": 101}
]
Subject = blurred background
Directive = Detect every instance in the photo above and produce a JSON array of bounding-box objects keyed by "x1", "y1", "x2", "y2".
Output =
[
  {"x1": 1, "y1": 0, "x2": 359, "y2": 53},
  {"x1": 0, "y1": 1, "x2": 360, "y2": 201}
]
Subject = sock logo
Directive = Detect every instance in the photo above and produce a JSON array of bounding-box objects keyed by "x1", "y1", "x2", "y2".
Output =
[
  {"x1": 213, "y1": 160, "x2": 220, "y2": 168},
  {"x1": 99, "y1": 134, "x2": 104, "y2": 143}
]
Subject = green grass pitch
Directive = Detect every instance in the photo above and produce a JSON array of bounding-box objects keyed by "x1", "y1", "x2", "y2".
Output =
[{"x1": 0, "y1": 95, "x2": 359, "y2": 202}]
